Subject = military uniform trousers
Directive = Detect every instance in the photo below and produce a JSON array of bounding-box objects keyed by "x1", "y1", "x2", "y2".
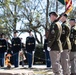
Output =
[
  {"x1": 70, "y1": 52, "x2": 76, "y2": 74},
  {"x1": 0, "y1": 53, "x2": 5, "y2": 67},
  {"x1": 27, "y1": 51, "x2": 33, "y2": 68},
  {"x1": 13, "y1": 52, "x2": 19, "y2": 67},
  {"x1": 45, "y1": 50, "x2": 51, "y2": 68},
  {"x1": 49, "y1": 51, "x2": 63, "y2": 75},
  {"x1": 61, "y1": 50, "x2": 70, "y2": 75}
]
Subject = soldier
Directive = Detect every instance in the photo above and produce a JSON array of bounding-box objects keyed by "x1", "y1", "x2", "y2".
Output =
[
  {"x1": 43, "y1": 35, "x2": 51, "y2": 68},
  {"x1": 11, "y1": 31, "x2": 21, "y2": 67},
  {"x1": 26, "y1": 30, "x2": 35, "y2": 68},
  {"x1": 47, "y1": 12, "x2": 63, "y2": 75},
  {"x1": 69, "y1": 19, "x2": 76, "y2": 75},
  {"x1": 0, "y1": 33, "x2": 7, "y2": 67},
  {"x1": 60, "y1": 14, "x2": 71, "y2": 75}
]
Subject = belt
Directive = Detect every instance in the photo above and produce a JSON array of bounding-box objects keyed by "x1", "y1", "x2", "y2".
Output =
[
  {"x1": 0, "y1": 45, "x2": 6, "y2": 48},
  {"x1": 28, "y1": 43, "x2": 34, "y2": 45},
  {"x1": 0, "y1": 45, "x2": 2, "y2": 48},
  {"x1": 13, "y1": 44, "x2": 20, "y2": 46}
]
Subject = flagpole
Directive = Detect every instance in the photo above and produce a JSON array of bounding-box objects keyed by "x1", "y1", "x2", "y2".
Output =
[
  {"x1": 56, "y1": 0, "x2": 58, "y2": 13},
  {"x1": 64, "y1": 0, "x2": 66, "y2": 12}
]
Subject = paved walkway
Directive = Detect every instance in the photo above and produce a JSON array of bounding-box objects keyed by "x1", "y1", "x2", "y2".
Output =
[{"x1": 0, "y1": 65, "x2": 53, "y2": 75}]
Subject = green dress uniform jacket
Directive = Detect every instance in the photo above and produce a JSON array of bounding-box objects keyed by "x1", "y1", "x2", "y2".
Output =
[
  {"x1": 47, "y1": 21, "x2": 63, "y2": 52},
  {"x1": 70, "y1": 25, "x2": 76, "y2": 52},
  {"x1": 60, "y1": 22, "x2": 71, "y2": 50}
]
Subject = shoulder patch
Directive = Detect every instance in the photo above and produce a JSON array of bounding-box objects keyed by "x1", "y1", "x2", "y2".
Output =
[{"x1": 51, "y1": 30, "x2": 55, "y2": 34}]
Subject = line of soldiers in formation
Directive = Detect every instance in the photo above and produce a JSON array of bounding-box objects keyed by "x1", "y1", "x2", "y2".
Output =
[
  {"x1": 0, "y1": 12, "x2": 76, "y2": 75},
  {"x1": 45, "y1": 12, "x2": 76, "y2": 75},
  {"x1": 0, "y1": 31, "x2": 35, "y2": 69}
]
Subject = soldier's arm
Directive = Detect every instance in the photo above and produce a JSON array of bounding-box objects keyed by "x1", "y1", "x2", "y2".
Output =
[
  {"x1": 11, "y1": 38, "x2": 14, "y2": 46},
  {"x1": 66, "y1": 25, "x2": 70, "y2": 36},
  {"x1": 47, "y1": 24, "x2": 59, "y2": 47},
  {"x1": 74, "y1": 29, "x2": 76, "y2": 44},
  {"x1": 43, "y1": 39, "x2": 46, "y2": 50},
  {"x1": 4, "y1": 40, "x2": 8, "y2": 52},
  {"x1": 33, "y1": 37, "x2": 36, "y2": 50},
  {"x1": 25, "y1": 37, "x2": 28, "y2": 50},
  {"x1": 19, "y1": 38, "x2": 22, "y2": 48}
]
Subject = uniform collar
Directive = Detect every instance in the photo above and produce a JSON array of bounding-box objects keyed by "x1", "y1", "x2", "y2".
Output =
[
  {"x1": 72, "y1": 25, "x2": 75, "y2": 28},
  {"x1": 14, "y1": 36, "x2": 18, "y2": 38},
  {"x1": 29, "y1": 35, "x2": 33, "y2": 37},
  {"x1": 58, "y1": 20, "x2": 63, "y2": 25}
]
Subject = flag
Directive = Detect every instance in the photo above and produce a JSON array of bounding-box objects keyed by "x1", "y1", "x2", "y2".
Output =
[
  {"x1": 65, "y1": 0, "x2": 73, "y2": 14},
  {"x1": 58, "y1": 0, "x2": 65, "y2": 5},
  {"x1": 58, "y1": 0, "x2": 73, "y2": 14}
]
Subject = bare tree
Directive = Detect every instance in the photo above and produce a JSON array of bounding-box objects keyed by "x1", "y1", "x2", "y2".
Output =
[{"x1": 68, "y1": 7, "x2": 76, "y2": 19}]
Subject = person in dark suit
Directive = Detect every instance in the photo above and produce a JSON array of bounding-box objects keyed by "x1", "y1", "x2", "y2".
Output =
[
  {"x1": 11, "y1": 31, "x2": 21, "y2": 67},
  {"x1": 26, "y1": 30, "x2": 35, "y2": 68},
  {"x1": 0, "y1": 33, "x2": 7, "y2": 67},
  {"x1": 43, "y1": 35, "x2": 51, "y2": 68},
  {"x1": 60, "y1": 14, "x2": 71, "y2": 75},
  {"x1": 69, "y1": 19, "x2": 76, "y2": 75},
  {"x1": 47, "y1": 12, "x2": 63, "y2": 75}
]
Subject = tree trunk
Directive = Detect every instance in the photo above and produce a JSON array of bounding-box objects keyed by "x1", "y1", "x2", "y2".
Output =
[
  {"x1": 34, "y1": 30, "x2": 43, "y2": 44},
  {"x1": 56, "y1": 0, "x2": 58, "y2": 13},
  {"x1": 45, "y1": 0, "x2": 49, "y2": 38},
  {"x1": 46, "y1": 0, "x2": 49, "y2": 30},
  {"x1": 13, "y1": 3, "x2": 17, "y2": 31}
]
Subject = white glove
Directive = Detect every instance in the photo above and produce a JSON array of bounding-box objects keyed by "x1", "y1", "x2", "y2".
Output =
[
  {"x1": 33, "y1": 51, "x2": 35, "y2": 54},
  {"x1": 47, "y1": 47, "x2": 51, "y2": 51},
  {"x1": 43, "y1": 50, "x2": 45, "y2": 52},
  {"x1": 5, "y1": 52, "x2": 7, "y2": 55}
]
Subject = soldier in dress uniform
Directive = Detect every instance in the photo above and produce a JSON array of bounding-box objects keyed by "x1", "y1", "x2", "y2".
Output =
[
  {"x1": 43, "y1": 34, "x2": 51, "y2": 68},
  {"x1": 11, "y1": 31, "x2": 21, "y2": 67},
  {"x1": 47, "y1": 12, "x2": 63, "y2": 75},
  {"x1": 69, "y1": 19, "x2": 76, "y2": 75},
  {"x1": 59, "y1": 14, "x2": 71, "y2": 75},
  {"x1": 0, "y1": 33, "x2": 7, "y2": 67},
  {"x1": 26, "y1": 30, "x2": 35, "y2": 68}
]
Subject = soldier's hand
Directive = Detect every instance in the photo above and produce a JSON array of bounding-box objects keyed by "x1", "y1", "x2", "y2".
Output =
[
  {"x1": 47, "y1": 47, "x2": 51, "y2": 51},
  {"x1": 33, "y1": 51, "x2": 35, "y2": 54},
  {"x1": 43, "y1": 50, "x2": 45, "y2": 52}
]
